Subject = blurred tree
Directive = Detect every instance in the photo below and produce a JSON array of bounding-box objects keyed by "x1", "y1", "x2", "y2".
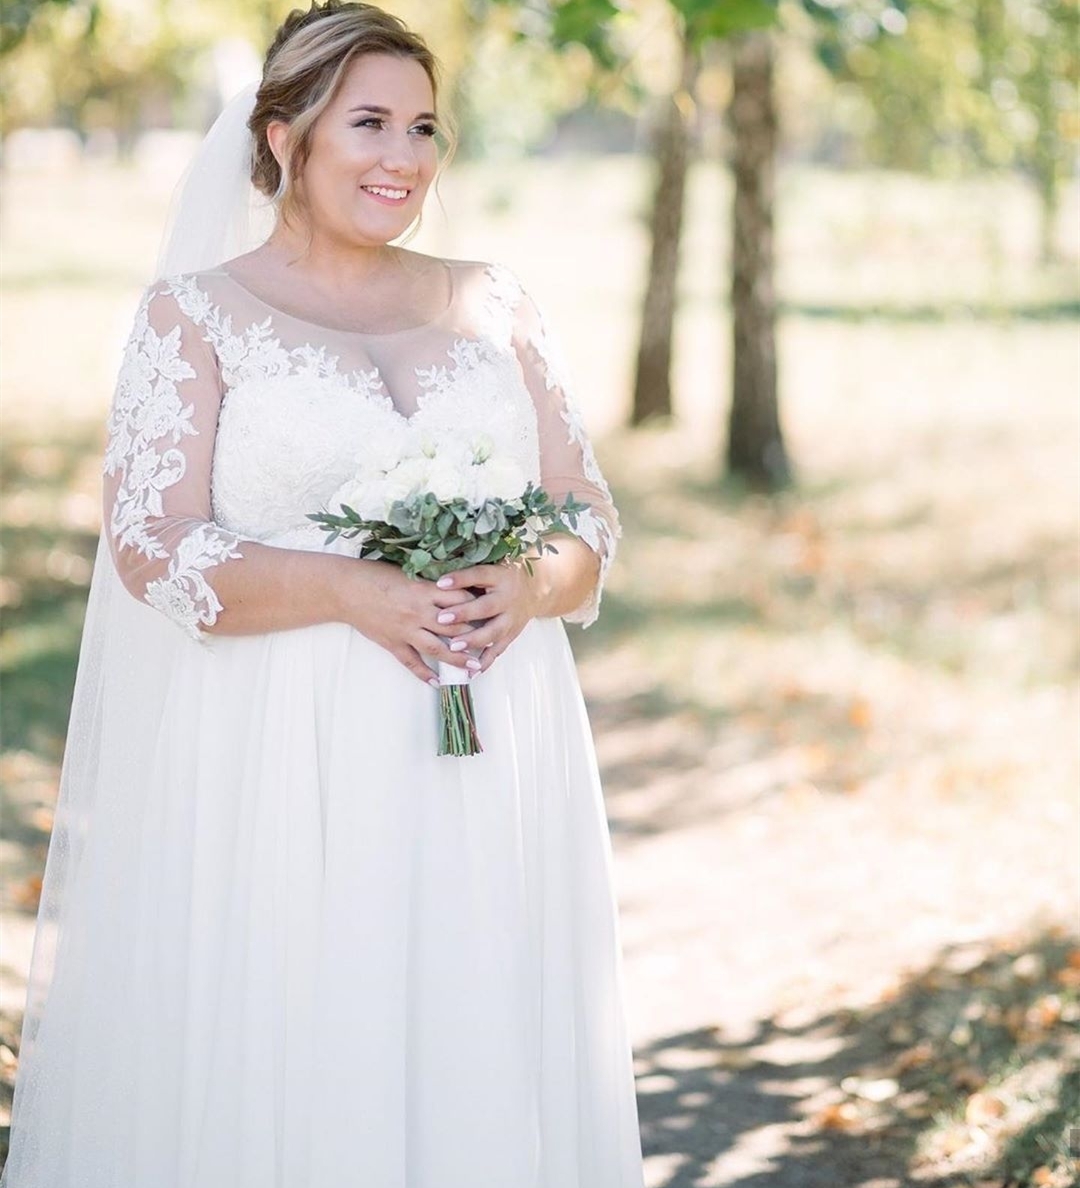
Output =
[
  {"x1": 805, "y1": 0, "x2": 1079, "y2": 261},
  {"x1": 1, "y1": 0, "x2": 85, "y2": 57},
  {"x1": 489, "y1": 0, "x2": 787, "y2": 483},
  {"x1": 630, "y1": 20, "x2": 700, "y2": 425},
  {"x1": 2, "y1": 0, "x2": 205, "y2": 145},
  {"x1": 560, "y1": 0, "x2": 790, "y2": 487},
  {"x1": 726, "y1": 25, "x2": 787, "y2": 488}
]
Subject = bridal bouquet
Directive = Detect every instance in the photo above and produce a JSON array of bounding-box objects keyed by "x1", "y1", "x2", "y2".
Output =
[{"x1": 307, "y1": 417, "x2": 588, "y2": 757}]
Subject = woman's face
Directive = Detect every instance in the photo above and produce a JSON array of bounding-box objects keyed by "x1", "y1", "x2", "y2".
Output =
[{"x1": 273, "y1": 52, "x2": 440, "y2": 246}]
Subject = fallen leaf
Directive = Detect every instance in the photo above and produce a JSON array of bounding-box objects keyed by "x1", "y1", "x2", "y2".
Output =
[
  {"x1": 939, "y1": 1125, "x2": 974, "y2": 1157},
  {"x1": 893, "y1": 1042, "x2": 935, "y2": 1072},
  {"x1": 1026, "y1": 994, "x2": 1062, "y2": 1031},
  {"x1": 814, "y1": 1101, "x2": 863, "y2": 1131},
  {"x1": 964, "y1": 1091, "x2": 1007, "y2": 1127},
  {"x1": 847, "y1": 696, "x2": 873, "y2": 730}
]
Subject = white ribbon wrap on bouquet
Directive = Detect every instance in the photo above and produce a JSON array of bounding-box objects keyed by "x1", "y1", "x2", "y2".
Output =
[
  {"x1": 438, "y1": 660, "x2": 472, "y2": 686},
  {"x1": 436, "y1": 635, "x2": 476, "y2": 686}
]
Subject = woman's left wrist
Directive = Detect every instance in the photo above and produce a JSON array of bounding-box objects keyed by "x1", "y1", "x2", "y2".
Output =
[{"x1": 519, "y1": 555, "x2": 554, "y2": 620}]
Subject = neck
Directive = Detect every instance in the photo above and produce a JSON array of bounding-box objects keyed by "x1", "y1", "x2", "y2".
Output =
[{"x1": 264, "y1": 219, "x2": 401, "y2": 290}]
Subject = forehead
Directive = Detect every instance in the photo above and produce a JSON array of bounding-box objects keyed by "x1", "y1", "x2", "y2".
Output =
[{"x1": 331, "y1": 52, "x2": 434, "y2": 110}]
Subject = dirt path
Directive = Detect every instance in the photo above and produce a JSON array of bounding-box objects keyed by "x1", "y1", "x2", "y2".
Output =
[{"x1": 590, "y1": 670, "x2": 1080, "y2": 1187}]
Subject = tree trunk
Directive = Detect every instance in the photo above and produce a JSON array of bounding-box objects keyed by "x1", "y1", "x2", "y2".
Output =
[
  {"x1": 630, "y1": 33, "x2": 700, "y2": 426},
  {"x1": 725, "y1": 29, "x2": 791, "y2": 490}
]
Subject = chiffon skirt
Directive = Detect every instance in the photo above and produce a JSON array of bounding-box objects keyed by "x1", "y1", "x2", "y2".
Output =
[{"x1": 2, "y1": 614, "x2": 645, "y2": 1187}]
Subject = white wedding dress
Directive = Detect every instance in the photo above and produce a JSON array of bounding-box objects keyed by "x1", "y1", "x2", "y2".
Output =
[{"x1": 2, "y1": 257, "x2": 645, "y2": 1187}]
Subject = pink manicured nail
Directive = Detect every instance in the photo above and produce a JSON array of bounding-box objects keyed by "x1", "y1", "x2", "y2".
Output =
[
  {"x1": 437, "y1": 611, "x2": 455, "y2": 624},
  {"x1": 449, "y1": 640, "x2": 468, "y2": 652},
  {"x1": 436, "y1": 576, "x2": 453, "y2": 588},
  {"x1": 428, "y1": 677, "x2": 440, "y2": 687},
  {"x1": 466, "y1": 658, "x2": 481, "y2": 670}
]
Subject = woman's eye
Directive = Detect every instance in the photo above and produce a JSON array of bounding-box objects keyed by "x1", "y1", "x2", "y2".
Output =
[{"x1": 351, "y1": 118, "x2": 438, "y2": 138}]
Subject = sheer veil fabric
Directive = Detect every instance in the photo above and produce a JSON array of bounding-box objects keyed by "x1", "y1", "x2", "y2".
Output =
[
  {"x1": 1, "y1": 82, "x2": 275, "y2": 1186},
  {"x1": 2, "y1": 83, "x2": 645, "y2": 1187}
]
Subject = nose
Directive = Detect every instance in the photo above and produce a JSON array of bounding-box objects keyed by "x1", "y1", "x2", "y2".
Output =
[{"x1": 380, "y1": 130, "x2": 420, "y2": 179}]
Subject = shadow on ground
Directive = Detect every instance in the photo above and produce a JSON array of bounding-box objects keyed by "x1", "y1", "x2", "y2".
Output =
[{"x1": 634, "y1": 929, "x2": 1079, "y2": 1188}]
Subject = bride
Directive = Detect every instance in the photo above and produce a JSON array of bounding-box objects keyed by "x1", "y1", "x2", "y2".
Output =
[{"x1": 1, "y1": 3, "x2": 645, "y2": 1185}]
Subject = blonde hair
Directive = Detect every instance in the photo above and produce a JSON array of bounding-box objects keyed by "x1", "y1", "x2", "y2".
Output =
[{"x1": 248, "y1": 1, "x2": 457, "y2": 242}]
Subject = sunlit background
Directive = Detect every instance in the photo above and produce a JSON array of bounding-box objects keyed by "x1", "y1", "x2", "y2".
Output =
[{"x1": 1, "y1": 1, "x2": 1078, "y2": 1184}]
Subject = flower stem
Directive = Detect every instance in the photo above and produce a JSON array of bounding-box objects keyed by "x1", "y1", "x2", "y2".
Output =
[{"x1": 438, "y1": 684, "x2": 483, "y2": 756}]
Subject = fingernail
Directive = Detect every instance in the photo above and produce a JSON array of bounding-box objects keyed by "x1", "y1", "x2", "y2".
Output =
[
  {"x1": 428, "y1": 677, "x2": 440, "y2": 687},
  {"x1": 437, "y1": 611, "x2": 455, "y2": 624},
  {"x1": 436, "y1": 576, "x2": 453, "y2": 588},
  {"x1": 466, "y1": 658, "x2": 481, "y2": 670},
  {"x1": 449, "y1": 640, "x2": 468, "y2": 652}
]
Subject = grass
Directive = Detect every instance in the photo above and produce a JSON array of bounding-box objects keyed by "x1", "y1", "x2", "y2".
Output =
[{"x1": 0, "y1": 153, "x2": 1078, "y2": 1185}]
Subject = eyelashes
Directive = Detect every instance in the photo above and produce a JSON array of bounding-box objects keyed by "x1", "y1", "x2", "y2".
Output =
[{"x1": 352, "y1": 117, "x2": 439, "y2": 138}]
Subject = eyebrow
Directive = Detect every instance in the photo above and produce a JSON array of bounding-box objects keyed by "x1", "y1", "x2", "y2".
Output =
[{"x1": 348, "y1": 104, "x2": 438, "y2": 121}]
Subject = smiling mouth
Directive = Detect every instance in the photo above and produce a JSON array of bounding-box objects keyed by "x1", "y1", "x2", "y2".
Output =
[{"x1": 361, "y1": 185, "x2": 410, "y2": 201}]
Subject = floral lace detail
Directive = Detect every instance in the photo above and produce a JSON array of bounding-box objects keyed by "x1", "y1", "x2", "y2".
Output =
[
  {"x1": 414, "y1": 336, "x2": 505, "y2": 398},
  {"x1": 103, "y1": 282, "x2": 245, "y2": 641},
  {"x1": 144, "y1": 523, "x2": 244, "y2": 642},
  {"x1": 166, "y1": 272, "x2": 382, "y2": 394},
  {"x1": 480, "y1": 263, "x2": 525, "y2": 349},
  {"x1": 526, "y1": 308, "x2": 620, "y2": 627},
  {"x1": 483, "y1": 263, "x2": 620, "y2": 627}
]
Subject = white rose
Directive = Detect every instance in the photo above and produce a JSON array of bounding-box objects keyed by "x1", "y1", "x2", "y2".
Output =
[
  {"x1": 426, "y1": 457, "x2": 468, "y2": 502},
  {"x1": 329, "y1": 477, "x2": 387, "y2": 520},
  {"x1": 383, "y1": 455, "x2": 431, "y2": 506},
  {"x1": 475, "y1": 456, "x2": 527, "y2": 503},
  {"x1": 356, "y1": 416, "x2": 416, "y2": 477},
  {"x1": 354, "y1": 481, "x2": 394, "y2": 520}
]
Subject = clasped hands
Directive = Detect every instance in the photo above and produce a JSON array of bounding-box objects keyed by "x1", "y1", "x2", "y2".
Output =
[{"x1": 357, "y1": 558, "x2": 543, "y2": 687}]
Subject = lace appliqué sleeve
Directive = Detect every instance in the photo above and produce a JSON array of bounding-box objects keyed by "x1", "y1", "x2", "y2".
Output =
[
  {"x1": 103, "y1": 282, "x2": 245, "y2": 642},
  {"x1": 531, "y1": 327, "x2": 620, "y2": 627},
  {"x1": 490, "y1": 264, "x2": 621, "y2": 628}
]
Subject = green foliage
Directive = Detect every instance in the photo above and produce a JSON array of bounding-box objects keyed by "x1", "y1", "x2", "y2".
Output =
[
  {"x1": 549, "y1": 0, "x2": 621, "y2": 68},
  {"x1": 486, "y1": 0, "x2": 623, "y2": 73},
  {"x1": 672, "y1": 0, "x2": 779, "y2": 43},
  {"x1": 0, "y1": 0, "x2": 297, "y2": 136},
  {"x1": 0, "y1": 0, "x2": 90, "y2": 57},
  {"x1": 492, "y1": 0, "x2": 781, "y2": 62},
  {"x1": 307, "y1": 482, "x2": 591, "y2": 582},
  {"x1": 803, "y1": 0, "x2": 1077, "y2": 178}
]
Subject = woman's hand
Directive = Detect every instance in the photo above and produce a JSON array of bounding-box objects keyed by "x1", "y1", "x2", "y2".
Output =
[
  {"x1": 334, "y1": 558, "x2": 482, "y2": 686},
  {"x1": 431, "y1": 560, "x2": 546, "y2": 675},
  {"x1": 436, "y1": 537, "x2": 601, "y2": 674}
]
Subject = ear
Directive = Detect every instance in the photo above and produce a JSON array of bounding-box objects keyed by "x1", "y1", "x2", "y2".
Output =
[{"x1": 266, "y1": 119, "x2": 289, "y2": 169}]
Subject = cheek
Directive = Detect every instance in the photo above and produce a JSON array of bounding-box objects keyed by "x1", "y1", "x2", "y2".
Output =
[{"x1": 418, "y1": 143, "x2": 440, "y2": 180}]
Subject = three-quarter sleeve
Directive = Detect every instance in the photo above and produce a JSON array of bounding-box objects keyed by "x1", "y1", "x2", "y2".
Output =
[
  {"x1": 101, "y1": 280, "x2": 248, "y2": 642},
  {"x1": 506, "y1": 277, "x2": 621, "y2": 628}
]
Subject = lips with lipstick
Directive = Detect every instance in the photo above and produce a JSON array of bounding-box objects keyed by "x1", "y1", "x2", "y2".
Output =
[{"x1": 361, "y1": 184, "x2": 410, "y2": 205}]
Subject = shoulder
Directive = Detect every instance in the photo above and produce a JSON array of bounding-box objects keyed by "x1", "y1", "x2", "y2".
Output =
[
  {"x1": 135, "y1": 268, "x2": 226, "y2": 334},
  {"x1": 442, "y1": 255, "x2": 524, "y2": 290},
  {"x1": 431, "y1": 256, "x2": 541, "y2": 328}
]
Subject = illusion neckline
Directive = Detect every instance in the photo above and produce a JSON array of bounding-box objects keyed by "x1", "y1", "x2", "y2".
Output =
[{"x1": 212, "y1": 257, "x2": 457, "y2": 338}]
